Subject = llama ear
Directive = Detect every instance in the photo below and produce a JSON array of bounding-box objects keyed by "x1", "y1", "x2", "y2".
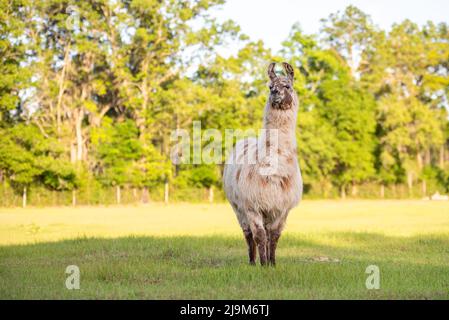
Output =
[
  {"x1": 267, "y1": 62, "x2": 277, "y2": 80},
  {"x1": 282, "y1": 62, "x2": 294, "y2": 81}
]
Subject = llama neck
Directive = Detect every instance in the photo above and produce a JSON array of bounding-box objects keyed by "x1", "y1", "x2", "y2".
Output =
[{"x1": 262, "y1": 104, "x2": 298, "y2": 151}]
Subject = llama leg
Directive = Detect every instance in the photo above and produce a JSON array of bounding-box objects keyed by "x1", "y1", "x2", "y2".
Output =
[
  {"x1": 254, "y1": 226, "x2": 268, "y2": 266},
  {"x1": 247, "y1": 212, "x2": 268, "y2": 266},
  {"x1": 265, "y1": 227, "x2": 271, "y2": 263},
  {"x1": 268, "y1": 230, "x2": 281, "y2": 266},
  {"x1": 268, "y1": 216, "x2": 286, "y2": 266},
  {"x1": 243, "y1": 228, "x2": 256, "y2": 265}
]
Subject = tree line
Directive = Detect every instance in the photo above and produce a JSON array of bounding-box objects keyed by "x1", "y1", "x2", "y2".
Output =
[{"x1": 1, "y1": 1, "x2": 448, "y2": 206}]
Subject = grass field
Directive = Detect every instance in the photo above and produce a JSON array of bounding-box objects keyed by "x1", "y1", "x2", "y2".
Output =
[{"x1": 0, "y1": 200, "x2": 448, "y2": 299}]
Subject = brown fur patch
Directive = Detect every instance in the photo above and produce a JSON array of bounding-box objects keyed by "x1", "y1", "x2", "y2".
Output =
[
  {"x1": 287, "y1": 156, "x2": 294, "y2": 164},
  {"x1": 266, "y1": 140, "x2": 271, "y2": 148},
  {"x1": 280, "y1": 175, "x2": 292, "y2": 191},
  {"x1": 282, "y1": 92, "x2": 293, "y2": 108},
  {"x1": 236, "y1": 169, "x2": 241, "y2": 182},
  {"x1": 247, "y1": 170, "x2": 254, "y2": 180},
  {"x1": 259, "y1": 176, "x2": 269, "y2": 187}
]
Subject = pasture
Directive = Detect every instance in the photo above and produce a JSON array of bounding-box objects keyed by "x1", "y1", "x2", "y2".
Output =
[{"x1": 0, "y1": 200, "x2": 448, "y2": 299}]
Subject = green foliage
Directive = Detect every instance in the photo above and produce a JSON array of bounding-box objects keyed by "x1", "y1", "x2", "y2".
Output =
[
  {"x1": 319, "y1": 78, "x2": 376, "y2": 187},
  {"x1": 0, "y1": 124, "x2": 77, "y2": 193},
  {"x1": 0, "y1": 0, "x2": 30, "y2": 122},
  {"x1": 175, "y1": 165, "x2": 220, "y2": 189},
  {"x1": 94, "y1": 119, "x2": 142, "y2": 187}
]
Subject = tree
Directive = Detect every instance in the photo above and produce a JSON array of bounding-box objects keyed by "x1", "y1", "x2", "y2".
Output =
[
  {"x1": 0, "y1": 0, "x2": 29, "y2": 122},
  {"x1": 363, "y1": 20, "x2": 447, "y2": 196},
  {"x1": 321, "y1": 5, "x2": 377, "y2": 78},
  {"x1": 93, "y1": 119, "x2": 142, "y2": 204},
  {"x1": 319, "y1": 70, "x2": 376, "y2": 197},
  {"x1": 0, "y1": 124, "x2": 77, "y2": 207}
]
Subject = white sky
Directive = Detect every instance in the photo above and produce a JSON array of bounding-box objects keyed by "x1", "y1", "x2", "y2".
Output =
[{"x1": 212, "y1": 0, "x2": 449, "y2": 52}]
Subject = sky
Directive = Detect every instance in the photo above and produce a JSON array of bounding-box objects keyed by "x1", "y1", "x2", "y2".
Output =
[{"x1": 211, "y1": 0, "x2": 449, "y2": 52}]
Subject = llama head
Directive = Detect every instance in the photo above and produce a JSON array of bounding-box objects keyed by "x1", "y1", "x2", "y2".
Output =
[{"x1": 267, "y1": 62, "x2": 297, "y2": 110}]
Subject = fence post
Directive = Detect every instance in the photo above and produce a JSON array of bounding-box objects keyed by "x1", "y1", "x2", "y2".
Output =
[
  {"x1": 22, "y1": 187, "x2": 27, "y2": 208},
  {"x1": 208, "y1": 186, "x2": 214, "y2": 203},
  {"x1": 116, "y1": 185, "x2": 121, "y2": 205}
]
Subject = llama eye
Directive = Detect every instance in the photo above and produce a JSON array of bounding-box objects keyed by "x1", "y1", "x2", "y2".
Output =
[{"x1": 285, "y1": 85, "x2": 291, "y2": 89}]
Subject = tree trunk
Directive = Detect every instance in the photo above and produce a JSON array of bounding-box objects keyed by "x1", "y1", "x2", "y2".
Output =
[
  {"x1": 347, "y1": 39, "x2": 357, "y2": 78},
  {"x1": 380, "y1": 184, "x2": 385, "y2": 198},
  {"x1": 322, "y1": 180, "x2": 329, "y2": 198},
  {"x1": 425, "y1": 149, "x2": 431, "y2": 166},
  {"x1": 407, "y1": 172, "x2": 413, "y2": 197},
  {"x1": 164, "y1": 181, "x2": 169, "y2": 204},
  {"x1": 75, "y1": 109, "x2": 84, "y2": 162},
  {"x1": 422, "y1": 180, "x2": 427, "y2": 198},
  {"x1": 70, "y1": 142, "x2": 77, "y2": 163},
  {"x1": 340, "y1": 185, "x2": 346, "y2": 199},
  {"x1": 116, "y1": 185, "x2": 121, "y2": 205},
  {"x1": 2, "y1": 176, "x2": 6, "y2": 206},
  {"x1": 142, "y1": 187, "x2": 149, "y2": 204},
  {"x1": 56, "y1": 42, "x2": 70, "y2": 138},
  {"x1": 351, "y1": 182, "x2": 357, "y2": 197},
  {"x1": 416, "y1": 152, "x2": 423, "y2": 170},
  {"x1": 83, "y1": 138, "x2": 89, "y2": 162},
  {"x1": 22, "y1": 186, "x2": 27, "y2": 208},
  {"x1": 72, "y1": 190, "x2": 76, "y2": 206},
  {"x1": 132, "y1": 188, "x2": 138, "y2": 201},
  {"x1": 208, "y1": 186, "x2": 214, "y2": 203}
]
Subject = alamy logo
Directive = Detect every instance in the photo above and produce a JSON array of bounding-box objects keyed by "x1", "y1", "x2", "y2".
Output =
[
  {"x1": 65, "y1": 265, "x2": 80, "y2": 290},
  {"x1": 65, "y1": 6, "x2": 80, "y2": 31},
  {"x1": 365, "y1": 265, "x2": 380, "y2": 290},
  {"x1": 170, "y1": 121, "x2": 281, "y2": 174}
]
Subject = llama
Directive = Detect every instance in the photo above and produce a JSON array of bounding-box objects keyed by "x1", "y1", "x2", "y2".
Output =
[{"x1": 223, "y1": 62, "x2": 303, "y2": 266}]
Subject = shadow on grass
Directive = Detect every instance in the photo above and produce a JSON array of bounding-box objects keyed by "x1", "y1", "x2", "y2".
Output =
[{"x1": 1, "y1": 232, "x2": 448, "y2": 299}]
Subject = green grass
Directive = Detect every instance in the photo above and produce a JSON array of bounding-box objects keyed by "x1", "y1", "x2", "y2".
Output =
[{"x1": 0, "y1": 201, "x2": 449, "y2": 299}]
